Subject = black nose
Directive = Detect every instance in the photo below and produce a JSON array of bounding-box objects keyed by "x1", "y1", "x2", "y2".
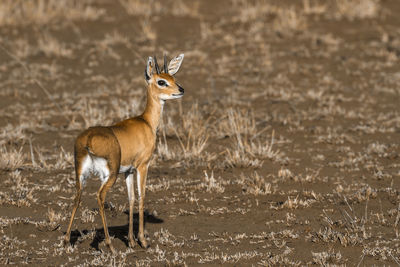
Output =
[{"x1": 178, "y1": 85, "x2": 184, "y2": 94}]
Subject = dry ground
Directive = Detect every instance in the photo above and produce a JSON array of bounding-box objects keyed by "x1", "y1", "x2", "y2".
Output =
[{"x1": 0, "y1": 0, "x2": 400, "y2": 265}]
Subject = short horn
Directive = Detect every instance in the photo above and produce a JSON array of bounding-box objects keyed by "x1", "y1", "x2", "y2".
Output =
[
  {"x1": 164, "y1": 54, "x2": 168, "y2": 74},
  {"x1": 153, "y1": 55, "x2": 160, "y2": 74}
]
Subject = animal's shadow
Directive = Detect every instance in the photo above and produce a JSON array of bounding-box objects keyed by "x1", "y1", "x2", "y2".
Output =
[{"x1": 67, "y1": 210, "x2": 163, "y2": 250}]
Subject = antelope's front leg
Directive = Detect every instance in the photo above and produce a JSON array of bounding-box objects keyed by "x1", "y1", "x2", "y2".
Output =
[
  {"x1": 137, "y1": 163, "x2": 149, "y2": 248},
  {"x1": 125, "y1": 171, "x2": 136, "y2": 248}
]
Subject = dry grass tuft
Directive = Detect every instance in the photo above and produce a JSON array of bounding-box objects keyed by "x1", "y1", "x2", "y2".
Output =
[
  {"x1": 34, "y1": 146, "x2": 73, "y2": 171},
  {"x1": 217, "y1": 108, "x2": 257, "y2": 138},
  {"x1": 222, "y1": 109, "x2": 282, "y2": 168},
  {"x1": 334, "y1": 0, "x2": 381, "y2": 20},
  {"x1": 224, "y1": 148, "x2": 263, "y2": 169},
  {"x1": 273, "y1": 8, "x2": 307, "y2": 32},
  {"x1": 0, "y1": 146, "x2": 25, "y2": 171},
  {"x1": 234, "y1": 0, "x2": 306, "y2": 32},
  {"x1": 0, "y1": 124, "x2": 28, "y2": 146},
  {"x1": 239, "y1": 172, "x2": 272, "y2": 195},
  {"x1": 37, "y1": 33, "x2": 73, "y2": 58},
  {"x1": 0, "y1": 0, "x2": 104, "y2": 26},
  {"x1": 120, "y1": 0, "x2": 199, "y2": 17},
  {"x1": 119, "y1": 0, "x2": 162, "y2": 16},
  {"x1": 202, "y1": 171, "x2": 225, "y2": 193},
  {"x1": 159, "y1": 103, "x2": 214, "y2": 164},
  {"x1": 302, "y1": 0, "x2": 327, "y2": 15},
  {"x1": 312, "y1": 249, "x2": 343, "y2": 265}
]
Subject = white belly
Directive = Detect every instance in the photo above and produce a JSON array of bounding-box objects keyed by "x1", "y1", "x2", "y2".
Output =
[{"x1": 119, "y1": 165, "x2": 133, "y2": 174}]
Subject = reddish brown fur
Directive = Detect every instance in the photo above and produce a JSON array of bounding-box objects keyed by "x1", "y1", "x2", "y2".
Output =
[{"x1": 64, "y1": 56, "x2": 184, "y2": 253}]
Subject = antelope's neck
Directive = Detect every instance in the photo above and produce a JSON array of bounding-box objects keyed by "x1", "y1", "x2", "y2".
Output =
[{"x1": 141, "y1": 89, "x2": 164, "y2": 133}]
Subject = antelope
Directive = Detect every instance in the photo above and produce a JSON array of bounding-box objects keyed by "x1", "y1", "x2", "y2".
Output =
[{"x1": 63, "y1": 54, "x2": 185, "y2": 253}]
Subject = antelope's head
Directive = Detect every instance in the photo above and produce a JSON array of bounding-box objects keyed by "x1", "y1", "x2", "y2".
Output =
[{"x1": 145, "y1": 54, "x2": 184, "y2": 102}]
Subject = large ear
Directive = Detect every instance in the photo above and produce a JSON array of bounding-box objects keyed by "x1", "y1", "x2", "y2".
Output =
[
  {"x1": 168, "y1": 54, "x2": 184, "y2": 75},
  {"x1": 145, "y1": 56, "x2": 153, "y2": 82}
]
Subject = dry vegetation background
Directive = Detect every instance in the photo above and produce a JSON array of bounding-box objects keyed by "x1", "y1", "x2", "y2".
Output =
[{"x1": 0, "y1": 0, "x2": 400, "y2": 265}]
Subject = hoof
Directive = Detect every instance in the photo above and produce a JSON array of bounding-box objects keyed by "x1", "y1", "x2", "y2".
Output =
[
  {"x1": 106, "y1": 240, "x2": 116, "y2": 254},
  {"x1": 63, "y1": 237, "x2": 70, "y2": 247},
  {"x1": 108, "y1": 244, "x2": 116, "y2": 254},
  {"x1": 139, "y1": 239, "x2": 149, "y2": 249},
  {"x1": 128, "y1": 239, "x2": 136, "y2": 249}
]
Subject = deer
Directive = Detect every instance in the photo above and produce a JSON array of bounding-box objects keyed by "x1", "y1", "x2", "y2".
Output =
[{"x1": 63, "y1": 54, "x2": 185, "y2": 253}]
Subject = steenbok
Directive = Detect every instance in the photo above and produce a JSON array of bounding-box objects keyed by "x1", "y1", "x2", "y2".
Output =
[{"x1": 64, "y1": 54, "x2": 185, "y2": 253}]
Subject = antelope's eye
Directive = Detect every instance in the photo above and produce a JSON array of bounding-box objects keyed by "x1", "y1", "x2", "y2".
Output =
[{"x1": 157, "y1": 80, "x2": 167, "y2": 86}]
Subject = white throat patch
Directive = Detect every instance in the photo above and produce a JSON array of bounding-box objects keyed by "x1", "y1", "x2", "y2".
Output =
[{"x1": 160, "y1": 99, "x2": 165, "y2": 113}]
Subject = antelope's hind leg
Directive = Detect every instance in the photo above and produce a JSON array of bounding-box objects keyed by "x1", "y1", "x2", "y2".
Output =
[
  {"x1": 84, "y1": 128, "x2": 121, "y2": 253},
  {"x1": 96, "y1": 153, "x2": 120, "y2": 253},
  {"x1": 64, "y1": 148, "x2": 90, "y2": 246},
  {"x1": 97, "y1": 170, "x2": 118, "y2": 254},
  {"x1": 64, "y1": 181, "x2": 83, "y2": 245}
]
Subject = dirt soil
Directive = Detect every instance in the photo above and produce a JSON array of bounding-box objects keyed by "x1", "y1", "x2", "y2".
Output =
[{"x1": 1, "y1": 0, "x2": 400, "y2": 265}]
